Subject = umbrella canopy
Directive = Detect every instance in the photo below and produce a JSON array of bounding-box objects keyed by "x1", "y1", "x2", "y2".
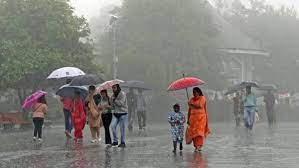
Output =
[
  {"x1": 56, "y1": 84, "x2": 88, "y2": 99},
  {"x1": 240, "y1": 81, "x2": 259, "y2": 88},
  {"x1": 225, "y1": 81, "x2": 259, "y2": 95},
  {"x1": 97, "y1": 79, "x2": 124, "y2": 92},
  {"x1": 167, "y1": 77, "x2": 205, "y2": 91},
  {"x1": 225, "y1": 84, "x2": 242, "y2": 95},
  {"x1": 258, "y1": 84, "x2": 277, "y2": 91},
  {"x1": 22, "y1": 90, "x2": 47, "y2": 109},
  {"x1": 47, "y1": 67, "x2": 85, "y2": 79},
  {"x1": 122, "y1": 80, "x2": 152, "y2": 90},
  {"x1": 69, "y1": 74, "x2": 105, "y2": 86}
]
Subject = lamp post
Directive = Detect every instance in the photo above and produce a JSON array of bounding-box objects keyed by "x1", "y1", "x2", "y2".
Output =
[{"x1": 110, "y1": 15, "x2": 119, "y2": 79}]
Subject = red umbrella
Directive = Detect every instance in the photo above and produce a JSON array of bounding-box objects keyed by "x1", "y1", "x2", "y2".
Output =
[
  {"x1": 167, "y1": 76, "x2": 205, "y2": 99},
  {"x1": 167, "y1": 77, "x2": 205, "y2": 91}
]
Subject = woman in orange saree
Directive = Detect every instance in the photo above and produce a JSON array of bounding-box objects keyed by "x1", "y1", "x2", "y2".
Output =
[{"x1": 187, "y1": 87, "x2": 210, "y2": 152}]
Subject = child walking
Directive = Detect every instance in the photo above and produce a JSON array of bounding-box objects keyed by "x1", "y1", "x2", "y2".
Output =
[
  {"x1": 32, "y1": 95, "x2": 48, "y2": 142},
  {"x1": 168, "y1": 103, "x2": 186, "y2": 152}
]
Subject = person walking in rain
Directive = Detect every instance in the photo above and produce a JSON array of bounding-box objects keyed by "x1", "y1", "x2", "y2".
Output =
[
  {"x1": 233, "y1": 92, "x2": 242, "y2": 127},
  {"x1": 32, "y1": 95, "x2": 48, "y2": 142},
  {"x1": 127, "y1": 88, "x2": 137, "y2": 132},
  {"x1": 111, "y1": 84, "x2": 128, "y2": 148},
  {"x1": 186, "y1": 87, "x2": 210, "y2": 152},
  {"x1": 85, "y1": 85, "x2": 102, "y2": 143},
  {"x1": 99, "y1": 89, "x2": 113, "y2": 145},
  {"x1": 243, "y1": 86, "x2": 258, "y2": 130},
  {"x1": 60, "y1": 78, "x2": 73, "y2": 139},
  {"x1": 136, "y1": 89, "x2": 147, "y2": 131},
  {"x1": 72, "y1": 91, "x2": 86, "y2": 143},
  {"x1": 264, "y1": 90, "x2": 276, "y2": 127},
  {"x1": 168, "y1": 103, "x2": 185, "y2": 153}
]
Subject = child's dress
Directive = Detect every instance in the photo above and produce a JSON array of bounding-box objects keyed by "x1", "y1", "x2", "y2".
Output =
[{"x1": 168, "y1": 112, "x2": 186, "y2": 142}]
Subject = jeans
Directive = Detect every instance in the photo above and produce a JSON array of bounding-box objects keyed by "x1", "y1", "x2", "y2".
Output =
[
  {"x1": 137, "y1": 111, "x2": 146, "y2": 129},
  {"x1": 33, "y1": 117, "x2": 44, "y2": 139},
  {"x1": 111, "y1": 114, "x2": 128, "y2": 144},
  {"x1": 102, "y1": 113, "x2": 112, "y2": 144},
  {"x1": 244, "y1": 106, "x2": 255, "y2": 130},
  {"x1": 63, "y1": 108, "x2": 72, "y2": 133}
]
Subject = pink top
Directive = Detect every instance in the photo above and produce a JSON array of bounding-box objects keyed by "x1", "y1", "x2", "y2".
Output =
[{"x1": 32, "y1": 103, "x2": 48, "y2": 118}]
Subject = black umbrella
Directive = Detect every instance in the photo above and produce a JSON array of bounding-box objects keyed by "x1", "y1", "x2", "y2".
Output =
[
  {"x1": 122, "y1": 80, "x2": 152, "y2": 90},
  {"x1": 225, "y1": 84, "x2": 242, "y2": 95},
  {"x1": 258, "y1": 84, "x2": 277, "y2": 91},
  {"x1": 56, "y1": 84, "x2": 88, "y2": 99},
  {"x1": 240, "y1": 81, "x2": 259, "y2": 88},
  {"x1": 69, "y1": 74, "x2": 105, "y2": 86},
  {"x1": 225, "y1": 81, "x2": 259, "y2": 95}
]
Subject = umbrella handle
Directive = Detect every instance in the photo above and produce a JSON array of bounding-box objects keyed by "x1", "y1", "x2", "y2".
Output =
[{"x1": 183, "y1": 74, "x2": 190, "y2": 101}]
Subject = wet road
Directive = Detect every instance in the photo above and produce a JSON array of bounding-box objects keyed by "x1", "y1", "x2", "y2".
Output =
[{"x1": 0, "y1": 122, "x2": 299, "y2": 168}]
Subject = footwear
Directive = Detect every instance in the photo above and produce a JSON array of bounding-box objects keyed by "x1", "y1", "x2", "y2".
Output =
[
  {"x1": 118, "y1": 143, "x2": 126, "y2": 148},
  {"x1": 33, "y1": 137, "x2": 37, "y2": 141},
  {"x1": 91, "y1": 139, "x2": 97, "y2": 143},
  {"x1": 112, "y1": 142, "x2": 118, "y2": 147},
  {"x1": 172, "y1": 149, "x2": 176, "y2": 153},
  {"x1": 65, "y1": 131, "x2": 72, "y2": 139},
  {"x1": 98, "y1": 137, "x2": 102, "y2": 142},
  {"x1": 38, "y1": 138, "x2": 43, "y2": 143},
  {"x1": 194, "y1": 147, "x2": 202, "y2": 152},
  {"x1": 76, "y1": 139, "x2": 83, "y2": 144}
]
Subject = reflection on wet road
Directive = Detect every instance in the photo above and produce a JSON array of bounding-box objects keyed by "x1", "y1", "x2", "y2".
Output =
[{"x1": 0, "y1": 123, "x2": 299, "y2": 167}]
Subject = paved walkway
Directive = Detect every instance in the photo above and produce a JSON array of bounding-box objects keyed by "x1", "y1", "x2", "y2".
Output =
[{"x1": 0, "y1": 122, "x2": 298, "y2": 168}]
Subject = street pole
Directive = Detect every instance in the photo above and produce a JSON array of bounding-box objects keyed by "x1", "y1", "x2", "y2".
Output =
[{"x1": 112, "y1": 23, "x2": 117, "y2": 79}]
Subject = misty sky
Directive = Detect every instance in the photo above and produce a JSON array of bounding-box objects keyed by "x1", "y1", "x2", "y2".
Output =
[{"x1": 70, "y1": 0, "x2": 299, "y2": 19}]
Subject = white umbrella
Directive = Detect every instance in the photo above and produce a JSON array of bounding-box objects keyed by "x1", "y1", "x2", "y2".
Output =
[
  {"x1": 47, "y1": 67, "x2": 85, "y2": 79},
  {"x1": 97, "y1": 79, "x2": 124, "y2": 91}
]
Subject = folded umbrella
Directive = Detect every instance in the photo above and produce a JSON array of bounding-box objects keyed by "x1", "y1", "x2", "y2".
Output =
[
  {"x1": 69, "y1": 74, "x2": 105, "y2": 86},
  {"x1": 56, "y1": 84, "x2": 88, "y2": 99},
  {"x1": 22, "y1": 90, "x2": 48, "y2": 109},
  {"x1": 47, "y1": 67, "x2": 85, "y2": 79}
]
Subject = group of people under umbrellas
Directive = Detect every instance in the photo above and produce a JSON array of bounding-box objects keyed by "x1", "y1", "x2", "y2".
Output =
[
  {"x1": 22, "y1": 67, "x2": 149, "y2": 148},
  {"x1": 58, "y1": 79, "x2": 149, "y2": 147},
  {"x1": 23, "y1": 66, "x2": 278, "y2": 154},
  {"x1": 229, "y1": 82, "x2": 277, "y2": 129}
]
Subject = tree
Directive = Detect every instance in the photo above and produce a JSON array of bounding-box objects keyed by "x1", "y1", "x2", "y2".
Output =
[
  {"x1": 0, "y1": 0, "x2": 100, "y2": 105},
  {"x1": 96, "y1": 0, "x2": 221, "y2": 89}
]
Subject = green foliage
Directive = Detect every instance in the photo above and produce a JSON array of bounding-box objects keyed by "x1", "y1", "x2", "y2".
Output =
[{"x1": 0, "y1": 0, "x2": 99, "y2": 89}]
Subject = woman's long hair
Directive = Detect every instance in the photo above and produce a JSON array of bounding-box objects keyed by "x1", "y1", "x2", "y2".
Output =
[
  {"x1": 101, "y1": 89, "x2": 111, "y2": 105},
  {"x1": 193, "y1": 87, "x2": 203, "y2": 96},
  {"x1": 37, "y1": 95, "x2": 47, "y2": 105}
]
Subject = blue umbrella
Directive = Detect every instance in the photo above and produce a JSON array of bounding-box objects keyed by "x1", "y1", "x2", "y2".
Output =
[{"x1": 56, "y1": 84, "x2": 88, "y2": 99}]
